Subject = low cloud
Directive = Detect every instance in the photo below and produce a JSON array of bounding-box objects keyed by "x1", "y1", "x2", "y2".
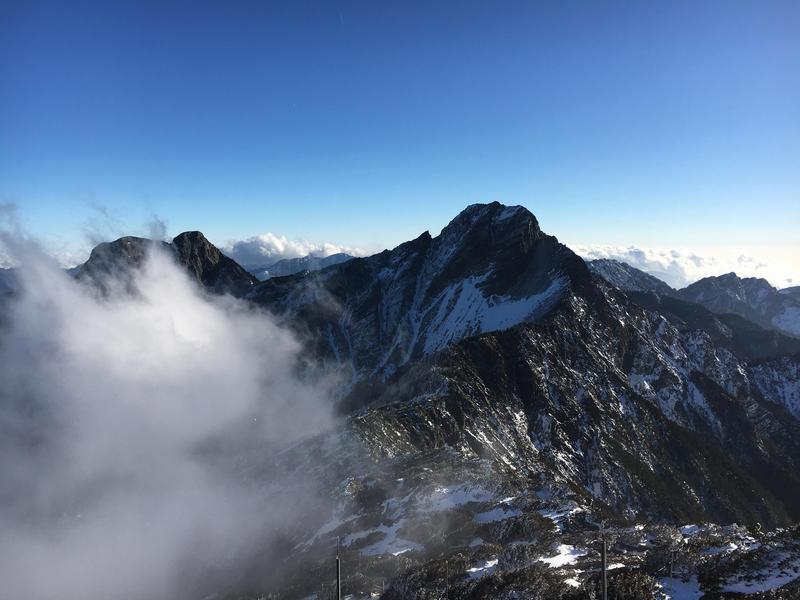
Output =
[
  {"x1": 572, "y1": 244, "x2": 797, "y2": 289},
  {"x1": 223, "y1": 232, "x2": 368, "y2": 267},
  {"x1": 0, "y1": 226, "x2": 336, "y2": 599}
]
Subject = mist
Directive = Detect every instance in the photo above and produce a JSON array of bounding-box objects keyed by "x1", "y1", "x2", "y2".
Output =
[{"x1": 0, "y1": 234, "x2": 335, "y2": 599}]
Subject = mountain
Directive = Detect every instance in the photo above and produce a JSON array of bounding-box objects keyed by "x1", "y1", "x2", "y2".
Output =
[
  {"x1": 781, "y1": 285, "x2": 800, "y2": 302},
  {"x1": 14, "y1": 205, "x2": 800, "y2": 597},
  {"x1": 250, "y1": 203, "x2": 585, "y2": 381},
  {"x1": 627, "y1": 291, "x2": 800, "y2": 361},
  {"x1": 678, "y1": 273, "x2": 800, "y2": 338},
  {"x1": 246, "y1": 252, "x2": 354, "y2": 281},
  {"x1": 586, "y1": 258, "x2": 675, "y2": 296},
  {"x1": 241, "y1": 203, "x2": 800, "y2": 597},
  {"x1": 78, "y1": 231, "x2": 257, "y2": 296}
]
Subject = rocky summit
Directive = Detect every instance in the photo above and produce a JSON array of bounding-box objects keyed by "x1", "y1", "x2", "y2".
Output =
[{"x1": 59, "y1": 203, "x2": 800, "y2": 598}]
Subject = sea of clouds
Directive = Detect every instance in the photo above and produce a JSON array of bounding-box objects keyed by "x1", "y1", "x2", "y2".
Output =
[
  {"x1": 222, "y1": 232, "x2": 368, "y2": 268},
  {"x1": 572, "y1": 244, "x2": 798, "y2": 289}
]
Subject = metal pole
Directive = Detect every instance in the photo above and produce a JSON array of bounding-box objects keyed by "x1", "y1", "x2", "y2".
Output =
[
  {"x1": 336, "y1": 536, "x2": 341, "y2": 600},
  {"x1": 601, "y1": 525, "x2": 607, "y2": 600},
  {"x1": 445, "y1": 559, "x2": 449, "y2": 600}
]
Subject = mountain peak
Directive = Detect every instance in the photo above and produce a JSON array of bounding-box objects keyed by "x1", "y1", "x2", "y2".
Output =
[
  {"x1": 80, "y1": 231, "x2": 256, "y2": 296},
  {"x1": 443, "y1": 202, "x2": 539, "y2": 238},
  {"x1": 252, "y1": 202, "x2": 583, "y2": 375}
]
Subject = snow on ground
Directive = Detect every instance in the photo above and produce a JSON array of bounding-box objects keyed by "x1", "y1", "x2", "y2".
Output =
[
  {"x1": 679, "y1": 524, "x2": 703, "y2": 537},
  {"x1": 352, "y1": 520, "x2": 423, "y2": 557},
  {"x1": 722, "y1": 556, "x2": 800, "y2": 594},
  {"x1": 473, "y1": 505, "x2": 522, "y2": 524},
  {"x1": 538, "y1": 504, "x2": 582, "y2": 532},
  {"x1": 658, "y1": 577, "x2": 703, "y2": 600},
  {"x1": 541, "y1": 544, "x2": 586, "y2": 568},
  {"x1": 422, "y1": 484, "x2": 494, "y2": 512},
  {"x1": 422, "y1": 273, "x2": 566, "y2": 354},
  {"x1": 703, "y1": 541, "x2": 739, "y2": 555},
  {"x1": 467, "y1": 558, "x2": 498, "y2": 579}
]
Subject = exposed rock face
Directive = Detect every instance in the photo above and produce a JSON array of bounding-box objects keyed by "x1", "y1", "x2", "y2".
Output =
[
  {"x1": 171, "y1": 231, "x2": 257, "y2": 295},
  {"x1": 587, "y1": 258, "x2": 676, "y2": 296},
  {"x1": 77, "y1": 232, "x2": 257, "y2": 296},
  {"x1": 678, "y1": 272, "x2": 800, "y2": 337}
]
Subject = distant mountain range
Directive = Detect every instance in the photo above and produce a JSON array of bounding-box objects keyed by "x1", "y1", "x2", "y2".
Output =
[
  {"x1": 587, "y1": 258, "x2": 800, "y2": 338},
  {"x1": 241, "y1": 252, "x2": 354, "y2": 281},
  {"x1": 3, "y1": 203, "x2": 800, "y2": 597}
]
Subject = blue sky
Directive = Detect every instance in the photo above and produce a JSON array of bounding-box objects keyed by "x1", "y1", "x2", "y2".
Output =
[{"x1": 1, "y1": 1, "x2": 798, "y2": 283}]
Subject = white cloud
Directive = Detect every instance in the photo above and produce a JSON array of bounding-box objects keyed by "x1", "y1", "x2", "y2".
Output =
[
  {"x1": 572, "y1": 244, "x2": 799, "y2": 289},
  {"x1": 0, "y1": 235, "x2": 336, "y2": 599},
  {"x1": 222, "y1": 232, "x2": 369, "y2": 267}
]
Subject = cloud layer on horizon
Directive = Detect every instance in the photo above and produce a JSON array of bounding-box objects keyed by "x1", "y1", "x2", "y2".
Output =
[
  {"x1": 222, "y1": 232, "x2": 369, "y2": 267},
  {"x1": 573, "y1": 244, "x2": 797, "y2": 290}
]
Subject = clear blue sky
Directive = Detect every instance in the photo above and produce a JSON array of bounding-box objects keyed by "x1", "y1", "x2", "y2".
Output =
[{"x1": 1, "y1": 1, "x2": 798, "y2": 258}]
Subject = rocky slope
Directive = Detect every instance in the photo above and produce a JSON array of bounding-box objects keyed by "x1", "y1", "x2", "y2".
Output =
[
  {"x1": 781, "y1": 285, "x2": 800, "y2": 302},
  {"x1": 233, "y1": 203, "x2": 800, "y2": 598},
  {"x1": 626, "y1": 291, "x2": 800, "y2": 361},
  {"x1": 677, "y1": 273, "x2": 800, "y2": 338},
  {"x1": 587, "y1": 258, "x2": 676, "y2": 296}
]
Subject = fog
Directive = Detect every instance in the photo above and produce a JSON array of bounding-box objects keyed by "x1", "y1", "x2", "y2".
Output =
[{"x1": 0, "y1": 232, "x2": 335, "y2": 599}]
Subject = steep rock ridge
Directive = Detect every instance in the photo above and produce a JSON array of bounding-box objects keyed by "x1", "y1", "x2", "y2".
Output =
[
  {"x1": 678, "y1": 273, "x2": 800, "y2": 337},
  {"x1": 171, "y1": 230, "x2": 258, "y2": 295},
  {"x1": 250, "y1": 202, "x2": 588, "y2": 381},
  {"x1": 587, "y1": 258, "x2": 675, "y2": 296},
  {"x1": 78, "y1": 232, "x2": 257, "y2": 296}
]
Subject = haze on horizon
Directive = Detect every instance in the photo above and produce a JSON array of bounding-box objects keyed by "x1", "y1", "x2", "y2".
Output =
[{"x1": 1, "y1": 1, "x2": 798, "y2": 286}]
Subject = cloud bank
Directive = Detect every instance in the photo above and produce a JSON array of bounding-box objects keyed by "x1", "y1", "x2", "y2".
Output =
[
  {"x1": 572, "y1": 244, "x2": 798, "y2": 290},
  {"x1": 0, "y1": 231, "x2": 335, "y2": 599},
  {"x1": 223, "y1": 232, "x2": 368, "y2": 267}
]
